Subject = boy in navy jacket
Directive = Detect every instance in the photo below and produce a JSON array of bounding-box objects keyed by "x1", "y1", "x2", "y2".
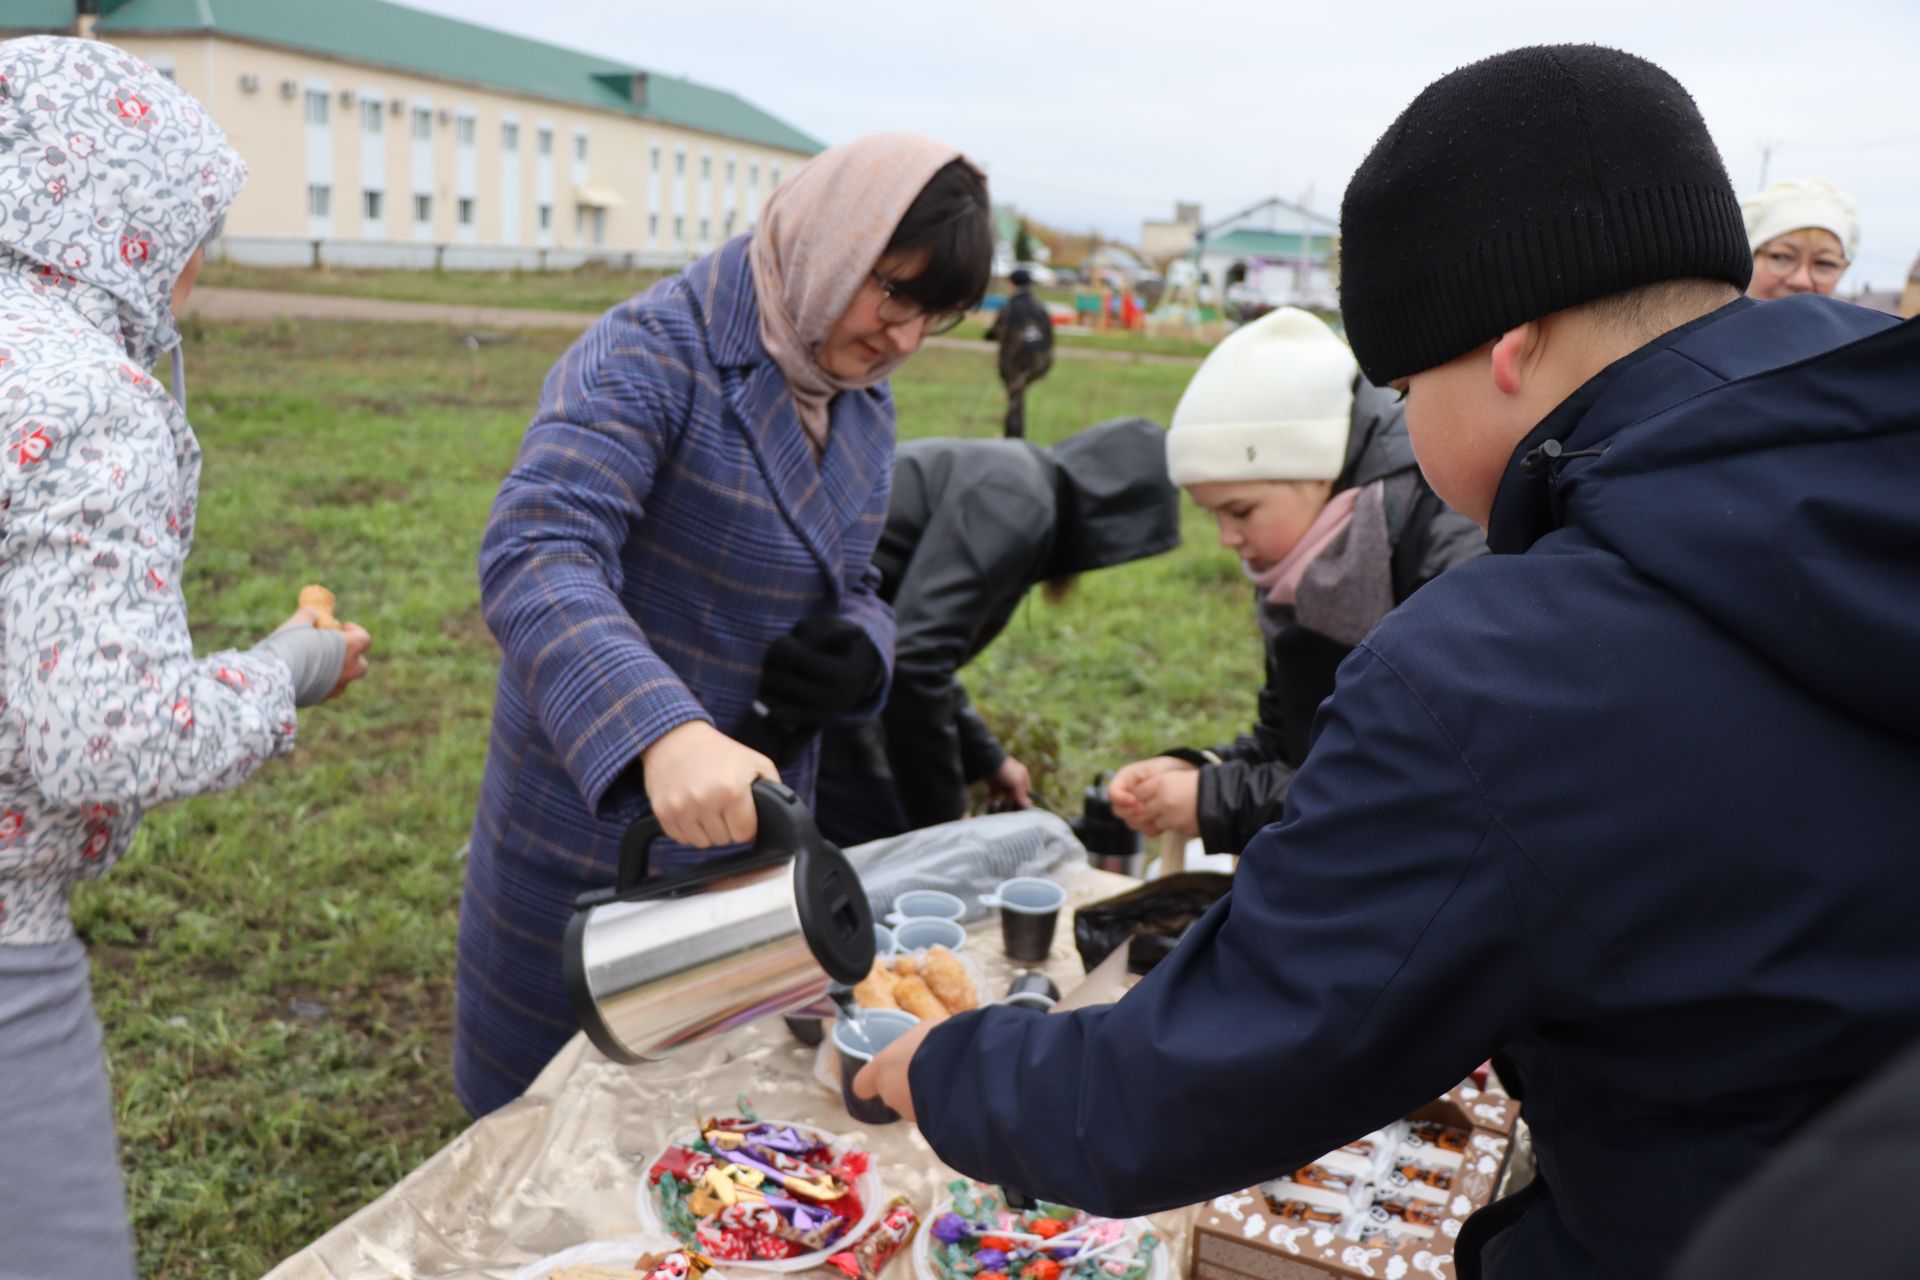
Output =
[{"x1": 857, "y1": 45, "x2": 1920, "y2": 1279}]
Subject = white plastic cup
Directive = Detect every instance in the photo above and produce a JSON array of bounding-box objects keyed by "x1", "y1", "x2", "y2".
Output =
[
  {"x1": 884, "y1": 889, "x2": 966, "y2": 927},
  {"x1": 892, "y1": 917, "x2": 968, "y2": 953}
]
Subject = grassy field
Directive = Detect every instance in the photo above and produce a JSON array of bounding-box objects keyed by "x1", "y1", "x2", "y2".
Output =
[
  {"x1": 74, "y1": 312, "x2": 1258, "y2": 1276},
  {"x1": 197, "y1": 261, "x2": 1218, "y2": 359}
]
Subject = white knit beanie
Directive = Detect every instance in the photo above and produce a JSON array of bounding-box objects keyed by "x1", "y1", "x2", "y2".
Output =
[
  {"x1": 1167, "y1": 307, "x2": 1357, "y2": 485},
  {"x1": 1741, "y1": 178, "x2": 1860, "y2": 261}
]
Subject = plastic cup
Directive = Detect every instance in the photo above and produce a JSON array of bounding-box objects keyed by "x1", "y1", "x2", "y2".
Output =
[
  {"x1": 981, "y1": 877, "x2": 1067, "y2": 962},
  {"x1": 892, "y1": 917, "x2": 967, "y2": 953},
  {"x1": 884, "y1": 890, "x2": 966, "y2": 927},
  {"x1": 874, "y1": 923, "x2": 897, "y2": 956},
  {"x1": 1001, "y1": 991, "x2": 1056, "y2": 1013},
  {"x1": 1007, "y1": 969, "x2": 1061, "y2": 1002},
  {"x1": 833, "y1": 1009, "x2": 919, "y2": 1124}
]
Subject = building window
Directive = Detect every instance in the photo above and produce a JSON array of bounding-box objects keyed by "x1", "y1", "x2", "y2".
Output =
[
  {"x1": 414, "y1": 194, "x2": 432, "y2": 223},
  {"x1": 749, "y1": 161, "x2": 759, "y2": 185},
  {"x1": 650, "y1": 144, "x2": 660, "y2": 173},
  {"x1": 574, "y1": 133, "x2": 588, "y2": 162},
  {"x1": 411, "y1": 107, "x2": 432, "y2": 139},
  {"x1": 502, "y1": 122, "x2": 519, "y2": 151},
  {"x1": 674, "y1": 150, "x2": 685, "y2": 176},
  {"x1": 725, "y1": 210, "x2": 736, "y2": 236},
  {"x1": 305, "y1": 89, "x2": 329, "y2": 125},
  {"x1": 363, "y1": 189, "x2": 384, "y2": 220},
  {"x1": 700, "y1": 154, "x2": 710, "y2": 180},
  {"x1": 699, "y1": 218, "x2": 708, "y2": 242},
  {"x1": 673, "y1": 215, "x2": 683, "y2": 241},
  {"x1": 539, "y1": 204, "x2": 552, "y2": 230},
  {"x1": 308, "y1": 184, "x2": 332, "y2": 216},
  {"x1": 537, "y1": 127, "x2": 553, "y2": 156},
  {"x1": 770, "y1": 165, "x2": 782, "y2": 187},
  {"x1": 360, "y1": 99, "x2": 382, "y2": 132},
  {"x1": 456, "y1": 116, "x2": 476, "y2": 146},
  {"x1": 458, "y1": 198, "x2": 475, "y2": 226},
  {"x1": 726, "y1": 157, "x2": 735, "y2": 184},
  {"x1": 648, "y1": 213, "x2": 658, "y2": 238}
]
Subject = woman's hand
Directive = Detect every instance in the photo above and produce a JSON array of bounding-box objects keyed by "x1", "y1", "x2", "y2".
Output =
[
  {"x1": 640, "y1": 720, "x2": 779, "y2": 848},
  {"x1": 1109, "y1": 756, "x2": 1196, "y2": 830},
  {"x1": 1129, "y1": 767, "x2": 1202, "y2": 839},
  {"x1": 985, "y1": 755, "x2": 1033, "y2": 810}
]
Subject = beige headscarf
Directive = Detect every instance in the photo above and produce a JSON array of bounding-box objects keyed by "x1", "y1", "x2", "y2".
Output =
[{"x1": 747, "y1": 132, "x2": 983, "y2": 453}]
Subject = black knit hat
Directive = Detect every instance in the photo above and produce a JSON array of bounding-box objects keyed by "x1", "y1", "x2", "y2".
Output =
[{"x1": 1338, "y1": 45, "x2": 1752, "y2": 385}]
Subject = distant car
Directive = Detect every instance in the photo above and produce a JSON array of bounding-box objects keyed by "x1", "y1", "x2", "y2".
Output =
[{"x1": 1010, "y1": 261, "x2": 1058, "y2": 287}]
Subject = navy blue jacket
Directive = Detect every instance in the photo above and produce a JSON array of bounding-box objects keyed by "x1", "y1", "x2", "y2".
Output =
[{"x1": 908, "y1": 297, "x2": 1920, "y2": 1279}]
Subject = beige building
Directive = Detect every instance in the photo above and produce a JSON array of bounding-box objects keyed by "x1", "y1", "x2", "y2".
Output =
[
  {"x1": 1140, "y1": 202, "x2": 1202, "y2": 269},
  {"x1": 4, "y1": 0, "x2": 822, "y2": 269}
]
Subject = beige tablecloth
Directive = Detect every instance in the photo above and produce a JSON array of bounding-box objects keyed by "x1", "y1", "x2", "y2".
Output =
[{"x1": 264, "y1": 865, "x2": 1194, "y2": 1280}]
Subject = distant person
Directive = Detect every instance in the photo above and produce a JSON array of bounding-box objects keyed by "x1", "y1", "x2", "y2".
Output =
[
  {"x1": 1109, "y1": 308, "x2": 1483, "y2": 851},
  {"x1": 1742, "y1": 177, "x2": 1859, "y2": 300},
  {"x1": 983, "y1": 267, "x2": 1054, "y2": 438},
  {"x1": 814, "y1": 419, "x2": 1179, "y2": 847},
  {"x1": 456, "y1": 133, "x2": 992, "y2": 1118},
  {"x1": 0, "y1": 38, "x2": 371, "y2": 1279}
]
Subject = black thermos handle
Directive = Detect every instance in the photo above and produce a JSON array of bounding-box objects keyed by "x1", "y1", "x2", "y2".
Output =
[{"x1": 614, "y1": 776, "x2": 812, "y2": 893}]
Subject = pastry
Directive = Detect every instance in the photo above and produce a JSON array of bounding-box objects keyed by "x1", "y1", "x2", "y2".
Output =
[
  {"x1": 298, "y1": 583, "x2": 341, "y2": 630},
  {"x1": 852, "y1": 962, "x2": 898, "y2": 1010},
  {"x1": 918, "y1": 946, "x2": 975, "y2": 1012},
  {"x1": 891, "y1": 974, "x2": 948, "y2": 1024}
]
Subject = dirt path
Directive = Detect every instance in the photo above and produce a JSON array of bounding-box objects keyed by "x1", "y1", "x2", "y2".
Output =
[{"x1": 183, "y1": 287, "x2": 1203, "y2": 365}]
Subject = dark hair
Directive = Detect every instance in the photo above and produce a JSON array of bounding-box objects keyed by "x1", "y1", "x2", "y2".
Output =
[{"x1": 882, "y1": 158, "x2": 993, "y2": 315}]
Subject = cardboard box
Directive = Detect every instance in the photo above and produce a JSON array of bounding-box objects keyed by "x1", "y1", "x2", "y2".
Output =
[{"x1": 1191, "y1": 1083, "x2": 1518, "y2": 1280}]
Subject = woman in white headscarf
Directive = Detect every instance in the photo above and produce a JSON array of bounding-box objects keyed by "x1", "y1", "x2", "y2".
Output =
[
  {"x1": 0, "y1": 37, "x2": 370, "y2": 1275},
  {"x1": 1742, "y1": 178, "x2": 1861, "y2": 300}
]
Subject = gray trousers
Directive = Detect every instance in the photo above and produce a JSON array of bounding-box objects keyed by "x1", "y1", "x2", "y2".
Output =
[{"x1": 0, "y1": 938, "x2": 138, "y2": 1280}]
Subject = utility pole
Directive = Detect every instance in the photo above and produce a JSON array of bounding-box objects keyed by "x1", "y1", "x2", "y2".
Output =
[{"x1": 1757, "y1": 138, "x2": 1783, "y2": 190}]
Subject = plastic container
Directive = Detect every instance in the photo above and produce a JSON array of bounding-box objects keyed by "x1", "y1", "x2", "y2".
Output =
[
  {"x1": 634, "y1": 1120, "x2": 885, "y2": 1273},
  {"x1": 513, "y1": 1235, "x2": 701, "y2": 1280},
  {"x1": 910, "y1": 1184, "x2": 1172, "y2": 1280}
]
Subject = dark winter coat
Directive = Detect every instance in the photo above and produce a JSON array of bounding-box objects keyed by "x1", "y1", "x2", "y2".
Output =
[
  {"x1": 986, "y1": 285, "x2": 1055, "y2": 393},
  {"x1": 1189, "y1": 380, "x2": 1485, "y2": 853},
  {"x1": 833, "y1": 419, "x2": 1179, "y2": 831},
  {"x1": 908, "y1": 297, "x2": 1920, "y2": 1280}
]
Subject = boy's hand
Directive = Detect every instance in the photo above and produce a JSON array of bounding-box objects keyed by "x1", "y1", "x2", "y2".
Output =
[
  {"x1": 1110, "y1": 756, "x2": 1196, "y2": 830},
  {"x1": 1130, "y1": 767, "x2": 1202, "y2": 839},
  {"x1": 852, "y1": 1018, "x2": 937, "y2": 1121}
]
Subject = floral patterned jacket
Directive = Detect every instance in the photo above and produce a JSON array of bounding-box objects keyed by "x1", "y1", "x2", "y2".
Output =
[{"x1": 0, "y1": 37, "x2": 298, "y2": 945}]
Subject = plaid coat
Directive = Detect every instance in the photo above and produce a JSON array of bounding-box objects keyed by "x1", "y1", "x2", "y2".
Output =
[{"x1": 455, "y1": 236, "x2": 896, "y2": 1115}]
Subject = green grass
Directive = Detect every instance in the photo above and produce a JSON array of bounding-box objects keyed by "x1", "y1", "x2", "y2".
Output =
[
  {"x1": 196, "y1": 263, "x2": 1216, "y2": 359},
  {"x1": 69, "y1": 316, "x2": 1255, "y2": 1276}
]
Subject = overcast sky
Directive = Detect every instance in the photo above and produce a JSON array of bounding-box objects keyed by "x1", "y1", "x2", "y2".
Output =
[{"x1": 410, "y1": 0, "x2": 1919, "y2": 293}]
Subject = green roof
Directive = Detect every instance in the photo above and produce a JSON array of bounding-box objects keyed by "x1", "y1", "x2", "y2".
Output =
[
  {"x1": 0, "y1": 0, "x2": 78, "y2": 29},
  {"x1": 95, "y1": 0, "x2": 823, "y2": 154},
  {"x1": 1198, "y1": 228, "x2": 1336, "y2": 261}
]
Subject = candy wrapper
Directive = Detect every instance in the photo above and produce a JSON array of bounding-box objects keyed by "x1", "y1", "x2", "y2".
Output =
[
  {"x1": 924, "y1": 1179, "x2": 1160, "y2": 1280},
  {"x1": 646, "y1": 1116, "x2": 873, "y2": 1266},
  {"x1": 829, "y1": 1195, "x2": 920, "y2": 1280}
]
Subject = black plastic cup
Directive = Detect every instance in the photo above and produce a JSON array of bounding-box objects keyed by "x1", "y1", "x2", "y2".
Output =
[
  {"x1": 832, "y1": 1009, "x2": 918, "y2": 1124},
  {"x1": 1007, "y1": 970, "x2": 1061, "y2": 1002},
  {"x1": 985, "y1": 877, "x2": 1068, "y2": 962}
]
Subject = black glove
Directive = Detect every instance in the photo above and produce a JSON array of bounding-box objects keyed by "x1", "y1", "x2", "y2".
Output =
[{"x1": 757, "y1": 614, "x2": 886, "y2": 731}]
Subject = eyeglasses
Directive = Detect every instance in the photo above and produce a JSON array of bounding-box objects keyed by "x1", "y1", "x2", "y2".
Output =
[
  {"x1": 872, "y1": 271, "x2": 967, "y2": 336},
  {"x1": 1754, "y1": 247, "x2": 1848, "y2": 286}
]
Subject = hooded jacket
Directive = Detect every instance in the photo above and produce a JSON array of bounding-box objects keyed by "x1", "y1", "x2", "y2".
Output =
[
  {"x1": 908, "y1": 296, "x2": 1920, "y2": 1280},
  {"x1": 0, "y1": 37, "x2": 296, "y2": 947},
  {"x1": 861, "y1": 419, "x2": 1179, "y2": 828},
  {"x1": 1191, "y1": 380, "x2": 1484, "y2": 853}
]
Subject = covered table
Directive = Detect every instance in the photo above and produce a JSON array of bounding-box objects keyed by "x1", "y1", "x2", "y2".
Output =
[{"x1": 263, "y1": 864, "x2": 1197, "y2": 1280}]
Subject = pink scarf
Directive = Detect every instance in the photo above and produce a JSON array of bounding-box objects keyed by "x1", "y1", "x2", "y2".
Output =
[
  {"x1": 746, "y1": 133, "x2": 982, "y2": 455},
  {"x1": 1244, "y1": 484, "x2": 1364, "y2": 605}
]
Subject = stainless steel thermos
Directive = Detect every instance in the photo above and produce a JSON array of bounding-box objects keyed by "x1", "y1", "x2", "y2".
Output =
[{"x1": 565, "y1": 779, "x2": 875, "y2": 1063}]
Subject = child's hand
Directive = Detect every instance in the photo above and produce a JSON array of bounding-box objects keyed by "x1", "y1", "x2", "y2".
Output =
[
  {"x1": 1110, "y1": 756, "x2": 1195, "y2": 829},
  {"x1": 1131, "y1": 766, "x2": 1202, "y2": 839}
]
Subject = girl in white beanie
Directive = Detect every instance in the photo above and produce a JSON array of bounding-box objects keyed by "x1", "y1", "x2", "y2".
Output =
[
  {"x1": 1742, "y1": 178, "x2": 1860, "y2": 301},
  {"x1": 1109, "y1": 308, "x2": 1483, "y2": 849}
]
